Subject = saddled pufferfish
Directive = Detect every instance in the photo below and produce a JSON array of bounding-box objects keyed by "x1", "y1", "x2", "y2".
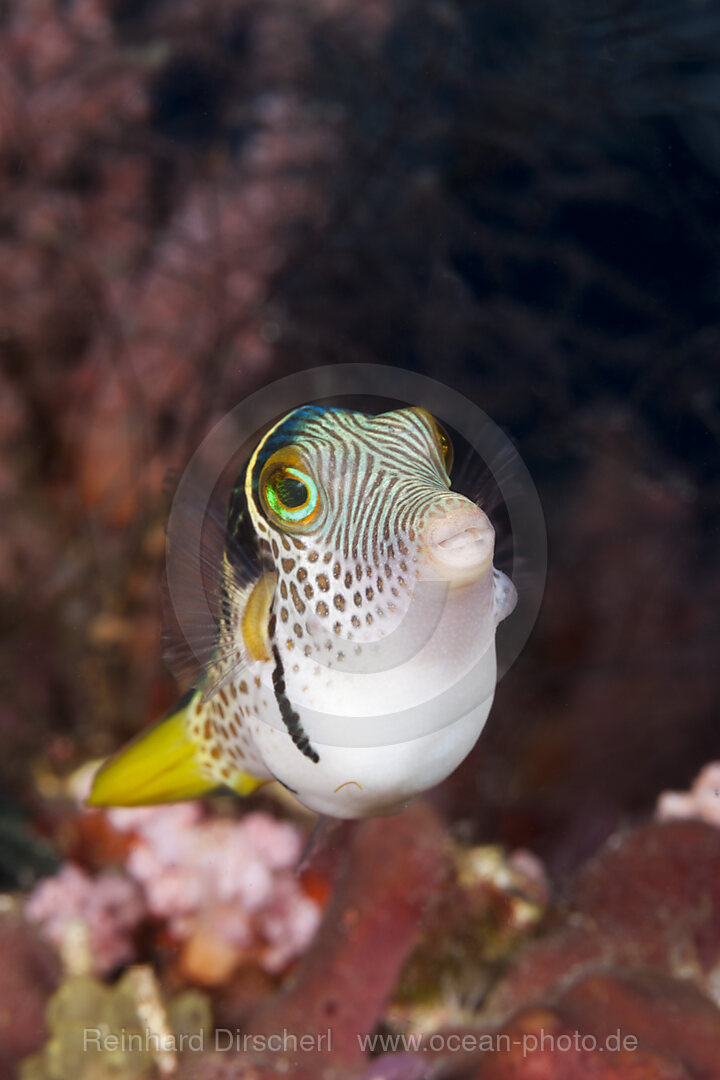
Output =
[{"x1": 89, "y1": 405, "x2": 516, "y2": 819}]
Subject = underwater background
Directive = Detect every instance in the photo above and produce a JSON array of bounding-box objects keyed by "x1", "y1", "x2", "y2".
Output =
[{"x1": 1, "y1": 0, "x2": 720, "y2": 1077}]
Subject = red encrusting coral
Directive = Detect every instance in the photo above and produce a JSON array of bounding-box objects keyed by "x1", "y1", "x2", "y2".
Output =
[
  {"x1": 175, "y1": 802, "x2": 450, "y2": 1078},
  {"x1": 0, "y1": 909, "x2": 61, "y2": 1077}
]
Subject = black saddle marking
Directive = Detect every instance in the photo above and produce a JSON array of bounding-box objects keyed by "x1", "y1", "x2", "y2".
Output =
[{"x1": 271, "y1": 643, "x2": 320, "y2": 763}]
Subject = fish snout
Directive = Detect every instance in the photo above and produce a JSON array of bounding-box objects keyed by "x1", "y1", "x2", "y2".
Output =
[{"x1": 423, "y1": 501, "x2": 495, "y2": 586}]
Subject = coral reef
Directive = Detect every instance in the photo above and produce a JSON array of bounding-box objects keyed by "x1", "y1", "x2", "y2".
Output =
[
  {"x1": 148, "y1": 812, "x2": 720, "y2": 1079},
  {"x1": 460, "y1": 820, "x2": 720, "y2": 1079},
  {"x1": 25, "y1": 804, "x2": 322, "y2": 984},
  {"x1": 0, "y1": 907, "x2": 61, "y2": 1077},
  {"x1": 20, "y1": 967, "x2": 211, "y2": 1080},
  {"x1": 233, "y1": 803, "x2": 450, "y2": 1076},
  {"x1": 10, "y1": 791, "x2": 720, "y2": 1079},
  {"x1": 25, "y1": 864, "x2": 145, "y2": 976},
  {"x1": 388, "y1": 844, "x2": 549, "y2": 1033},
  {"x1": 0, "y1": 0, "x2": 345, "y2": 792},
  {"x1": 487, "y1": 820, "x2": 720, "y2": 1018},
  {"x1": 657, "y1": 762, "x2": 720, "y2": 828},
  {"x1": 109, "y1": 804, "x2": 321, "y2": 982}
]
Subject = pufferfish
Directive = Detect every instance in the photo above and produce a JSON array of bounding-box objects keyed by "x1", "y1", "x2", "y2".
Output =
[{"x1": 89, "y1": 405, "x2": 516, "y2": 819}]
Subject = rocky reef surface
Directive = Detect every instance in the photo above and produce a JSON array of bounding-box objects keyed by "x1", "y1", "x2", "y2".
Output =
[{"x1": 6, "y1": 766, "x2": 720, "y2": 1079}]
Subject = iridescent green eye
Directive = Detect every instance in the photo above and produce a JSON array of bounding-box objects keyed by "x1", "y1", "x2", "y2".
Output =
[
  {"x1": 412, "y1": 408, "x2": 454, "y2": 478},
  {"x1": 434, "y1": 420, "x2": 454, "y2": 476},
  {"x1": 263, "y1": 465, "x2": 318, "y2": 524}
]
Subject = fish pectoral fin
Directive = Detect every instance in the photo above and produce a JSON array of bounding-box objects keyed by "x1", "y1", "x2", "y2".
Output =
[
  {"x1": 87, "y1": 691, "x2": 218, "y2": 807},
  {"x1": 241, "y1": 570, "x2": 278, "y2": 662}
]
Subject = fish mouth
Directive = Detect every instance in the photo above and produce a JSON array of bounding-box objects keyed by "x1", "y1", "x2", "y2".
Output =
[
  {"x1": 437, "y1": 525, "x2": 490, "y2": 552},
  {"x1": 425, "y1": 508, "x2": 494, "y2": 585}
]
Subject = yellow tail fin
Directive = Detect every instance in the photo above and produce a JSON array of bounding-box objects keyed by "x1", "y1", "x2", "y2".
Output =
[{"x1": 87, "y1": 691, "x2": 263, "y2": 807}]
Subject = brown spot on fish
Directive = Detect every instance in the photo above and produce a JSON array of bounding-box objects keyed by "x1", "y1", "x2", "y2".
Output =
[{"x1": 290, "y1": 582, "x2": 306, "y2": 614}]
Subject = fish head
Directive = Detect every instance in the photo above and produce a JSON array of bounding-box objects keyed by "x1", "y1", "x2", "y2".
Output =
[{"x1": 244, "y1": 405, "x2": 499, "y2": 642}]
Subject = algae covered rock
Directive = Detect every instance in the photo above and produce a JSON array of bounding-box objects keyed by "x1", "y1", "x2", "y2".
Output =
[
  {"x1": 20, "y1": 966, "x2": 211, "y2": 1080},
  {"x1": 388, "y1": 844, "x2": 548, "y2": 1033}
]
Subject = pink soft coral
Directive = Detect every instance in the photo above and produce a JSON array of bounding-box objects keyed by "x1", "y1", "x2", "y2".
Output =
[
  {"x1": 25, "y1": 804, "x2": 321, "y2": 983},
  {"x1": 656, "y1": 762, "x2": 720, "y2": 827},
  {"x1": 25, "y1": 864, "x2": 145, "y2": 975},
  {"x1": 108, "y1": 805, "x2": 321, "y2": 979}
]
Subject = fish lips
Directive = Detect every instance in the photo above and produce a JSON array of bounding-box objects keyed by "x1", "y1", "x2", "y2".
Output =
[{"x1": 423, "y1": 505, "x2": 495, "y2": 587}]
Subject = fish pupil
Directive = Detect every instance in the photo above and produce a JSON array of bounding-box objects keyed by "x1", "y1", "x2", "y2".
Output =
[{"x1": 275, "y1": 474, "x2": 308, "y2": 509}]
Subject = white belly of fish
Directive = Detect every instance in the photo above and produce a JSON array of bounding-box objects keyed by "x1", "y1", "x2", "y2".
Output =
[{"x1": 250, "y1": 640, "x2": 498, "y2": 818}]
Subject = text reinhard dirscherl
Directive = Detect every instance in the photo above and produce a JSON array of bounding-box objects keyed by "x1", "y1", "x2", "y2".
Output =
[
  {"x1": 83, "y1": 1027, "x2": 639, "y2": 1058},
  {"x1": 82, "y1": 1029, "x2": 334, "y2": 1054}
]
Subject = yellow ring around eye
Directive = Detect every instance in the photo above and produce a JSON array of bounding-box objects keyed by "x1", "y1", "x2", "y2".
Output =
[
  {"x1": 407, "y1": 408, "x2": 454, "y2": 477},
  {"x1": 435, "y1": 421, "x2": 454, "y2": 476},
  {"x1": 260, "y1": 455, "x2": 320, "y2": 528},
  {"x1": 425, "y1": 413, "x2": 454, "y2": 476}
]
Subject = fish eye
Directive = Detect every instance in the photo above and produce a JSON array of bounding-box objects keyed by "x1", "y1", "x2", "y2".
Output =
[
  {"x1": 410, "y1": 408, "x2": 454, "y2": 478},
  {"x1": 262, "y1": 464, "x2": 319, "y2": 525},
  {"x1": 433, "y1": 419, "x2": 454, "y2": 477}
]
